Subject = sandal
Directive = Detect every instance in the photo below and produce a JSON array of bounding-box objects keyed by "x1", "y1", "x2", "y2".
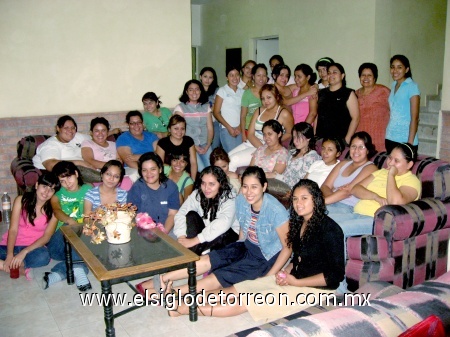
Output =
[
  {"x1": 165, "y1": 280, "x2": 213, "y2": 317},
  {"x1": 135, "y1": 274, "x2": 167, "y2": 305}
]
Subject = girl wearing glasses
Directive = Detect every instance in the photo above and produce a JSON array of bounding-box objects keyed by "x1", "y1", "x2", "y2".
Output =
[
  {"x1": 321, "y1": 132, "x2": 377, "y2": 217},
  {"x1": 141, "y1": 92, "x2": 172, "y2": 139},
  {"x1": 83, "y1": 160, "x2": 127, "y2": 214},
  {"x1": 116, "y1": 111, "x2": 159, "y2": 181},
  {"x1": 174, "y1": 79, "x2": 214, "y2": 172}
]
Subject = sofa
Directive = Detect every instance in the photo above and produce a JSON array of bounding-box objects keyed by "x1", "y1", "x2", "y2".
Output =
[
  {"x1": 10, "y1": 134, "x2": 120, "y2": 195},
  {"x1": 230, "y1": 271, "x2": 450, "y2": 336}
]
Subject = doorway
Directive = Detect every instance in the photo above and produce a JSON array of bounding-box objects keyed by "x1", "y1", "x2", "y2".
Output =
[{"x1": 254, "y1": 37, "x2": 279, "y2": 72}]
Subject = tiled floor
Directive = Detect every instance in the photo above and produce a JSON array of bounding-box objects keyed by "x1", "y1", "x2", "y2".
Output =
[{"x1": 0, "y1": 222, "x2": 265, "y2": 337}]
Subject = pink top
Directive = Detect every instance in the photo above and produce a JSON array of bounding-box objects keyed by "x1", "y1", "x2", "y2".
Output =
[
  {"x1": 252, "y1": 145, "x2": 289, "y2": 173},
  {"x1": 291, "y1": 87, "x2": 310, "y2": 124},
  {"x1": 81, "y1": 139, "x2": 117, "y2": 162},
  {"x1": 1, "y1": 212, "x2": 49, "y2": 246},
  {"x1": 356, "y1": 84, "x2": 390, "y2": 152}
]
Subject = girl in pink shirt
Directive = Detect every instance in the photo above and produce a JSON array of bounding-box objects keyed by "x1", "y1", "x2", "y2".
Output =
[{"x1": 0, "y1": 173, "x2": 60, "y2": 278}]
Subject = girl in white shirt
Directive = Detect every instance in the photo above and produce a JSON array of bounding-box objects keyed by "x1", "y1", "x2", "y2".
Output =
[{"x1": 306, "y1": 138, "x2": 343, "y2": 187}]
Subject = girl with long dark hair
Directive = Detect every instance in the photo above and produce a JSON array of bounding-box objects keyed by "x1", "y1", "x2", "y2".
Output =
[
  {"x1": 172, "y1": 166, "x2": 239, "y2": 255},
  {"x1": 0, "y1": 173, "x2": 60, "y2": 278}
]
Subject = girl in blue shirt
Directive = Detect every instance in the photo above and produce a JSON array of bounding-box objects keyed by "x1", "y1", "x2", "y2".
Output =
[{"x1": 386, "y1": 55, "x2": 420, "y2": 153}]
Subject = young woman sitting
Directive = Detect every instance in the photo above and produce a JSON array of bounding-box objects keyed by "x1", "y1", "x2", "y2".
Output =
[
  {"x1": 164, "y1": 153, "x2": 194, "y2": 204},
  {"x1": 321, "y1": 132, "x2": 378, "y2": 216},
  {"x1": 164, "y1": 179, "x2": 345, "y2": 318},
  {"x1": 172, "y1": 166, "x2": 239, "y2": 255},
  {"x1": 0, "y1": 173, "x2": 60, "y2": 279},
  {"x1": 271, "y1": 122, "x2": 321, "y2": 186},
  {"x1": 44, "y1": 161, "x2": 93, "y2": 291},
  {"x1": 127, "y1": 152, "x2": 180, "y2": 235},
  {"x1": 305, "y1": 138, "x2": 343, "y2": 187},
  {"x1": 83, "y1": 160, "x2": 127, "y2": 213},
  {"x1": 209, "y1": 147, "x2": 241, "y2": 193},
  {"x1": 156, "y1": 114, "x2": 198, "y2": 181},
  {"x1": 250, "y1": 120, "x2": 289, "y2": 176},
  {"x1": 135, "y1": 167, "x2": 290, "y2": 301}
]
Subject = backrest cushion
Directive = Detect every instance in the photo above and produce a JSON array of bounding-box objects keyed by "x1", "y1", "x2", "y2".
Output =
[{"x1": 16, "y1": 135, "x2": 51, "y2": 159}]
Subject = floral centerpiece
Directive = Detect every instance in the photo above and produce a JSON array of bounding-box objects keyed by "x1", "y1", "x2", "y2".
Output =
[{"x1": 83, "y1": 203, "x2": 137, "y2": 244}]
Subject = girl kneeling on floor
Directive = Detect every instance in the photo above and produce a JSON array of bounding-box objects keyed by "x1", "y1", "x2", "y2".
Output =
[
  {"x1": 136, "y1": 166, "x2": 291, "y2": 300},
  {"x1": 0, "y1": 173, "x2": 60, "y2": 279}
]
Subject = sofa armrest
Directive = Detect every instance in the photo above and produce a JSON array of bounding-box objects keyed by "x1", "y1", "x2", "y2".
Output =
[
  {"x1": 347, "y1": 235, "x2": 389, "y2": 261},
  {"x1": 16, "y1": 135, "x2": 51, "y2": 159},
  {"x1": 373, "y1": 198, "x2": 450, "y2": 244}
]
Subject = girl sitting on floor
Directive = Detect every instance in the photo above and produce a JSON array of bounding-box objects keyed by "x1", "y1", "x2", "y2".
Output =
[
  {"x1": 209, "y1": 148, "x2": 241, "y2": 193},
  {"x1": 0, "y1": 173, "x2": 60, "y2": 279},
  {"x1": 164, "y1": 153, "x2": 194, "y2": 204},
  {"x1": 44, "y1": 161, "x2": 93, "y2": 291},
  {"x1": 83, "y1": 160, "x2": 127, "y2": 213}
]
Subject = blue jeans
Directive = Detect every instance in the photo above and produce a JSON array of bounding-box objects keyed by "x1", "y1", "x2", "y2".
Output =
[
  {"x1": 47, "y1": 228, "x2": 88, "y2": 278},
  {"x1": 197, "y1": 145, "x2": 212, "y2": 172},
  {"x1": 211, "y1": 121, "x2": 222, "y2": 150},
  {"x1": 219, "y1": 127, "x2": 242, "y2": 153},
  {"x1": 327, "y1": 202, "x2": 373, "y2": 259},
  {"x1": 0, "y1": 245, "x2": 50, "y2": 268}
]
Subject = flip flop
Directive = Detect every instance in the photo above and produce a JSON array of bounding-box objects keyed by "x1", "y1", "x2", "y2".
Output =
[{"x1": 135, "y1": 274, "x2": 166, "y2": 305}]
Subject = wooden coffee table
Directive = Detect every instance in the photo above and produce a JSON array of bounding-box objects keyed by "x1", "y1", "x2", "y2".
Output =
[{"x1": 61, "y1": 225, "x2": 200, "y2": 337}]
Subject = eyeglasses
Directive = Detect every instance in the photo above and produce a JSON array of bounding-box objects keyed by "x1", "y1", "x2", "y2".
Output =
[
  {"x1": 61, "y1": 126, "x2": 76, "y2": 131},
  {"x1": 350, "y1": 145, "x2": 366, "y2": 151},
  {"x1": 129, "y1": 122, "x2": 143, "y2": 127}
]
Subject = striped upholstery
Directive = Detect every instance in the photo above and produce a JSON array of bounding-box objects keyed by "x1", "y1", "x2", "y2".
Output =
[{"x1": 232, "y1": 273, "x2": 450, "y2": 337}]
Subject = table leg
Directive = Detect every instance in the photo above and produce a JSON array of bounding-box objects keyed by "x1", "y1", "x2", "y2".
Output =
[
  {"x1": 63, "y1": 236, "x2": 74, "y2": 285},
  {"x1": 101, "y1": 280, "x2": 115, "y2": 337},
  {"x1": 187, "y1": 261, "x2": 198, "y2": 322}
]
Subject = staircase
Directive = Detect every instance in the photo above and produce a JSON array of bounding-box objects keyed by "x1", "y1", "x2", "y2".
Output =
[{"x1": 418, "y1": 84, "x2": 441, "y2": 157}]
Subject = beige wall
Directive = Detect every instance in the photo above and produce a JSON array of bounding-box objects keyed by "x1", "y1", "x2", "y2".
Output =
[
  {"x1": 199, "y1": 0, "x2": 446, "y2": 102},
  {"x1": 442, "y1": 2, "x2": 450, "y2": 110},
  {"x1": 388, "y1": 0, "x2": 447, "y2": 100},
  {"x1": 0, "y1": 0, "x2": 192, "y2": 117}
]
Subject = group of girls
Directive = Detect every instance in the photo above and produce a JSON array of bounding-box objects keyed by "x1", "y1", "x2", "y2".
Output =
[{"x1": 1, "y1": 54, "x2": 421, "y2": 313}]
